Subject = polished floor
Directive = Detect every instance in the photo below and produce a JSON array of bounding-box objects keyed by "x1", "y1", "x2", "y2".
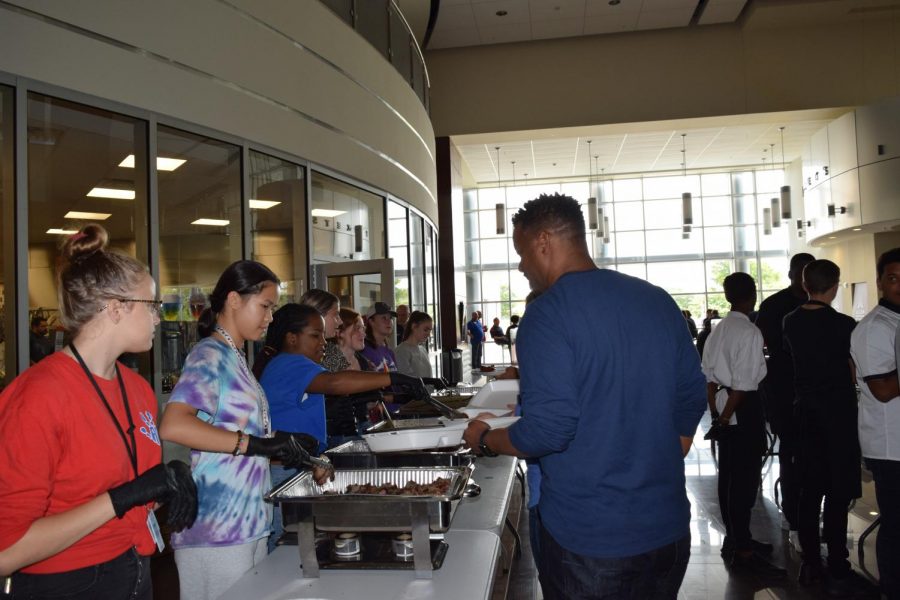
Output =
[{"x1": 506, "y1": 413, "x2": 883, "y2": 600}]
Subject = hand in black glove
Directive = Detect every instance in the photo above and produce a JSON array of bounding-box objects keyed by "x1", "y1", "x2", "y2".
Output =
[
  {"x1": 246, "y1": 431, "x2": 316, "y2": 469},
  {"x1": 704, "y1": 421, "x2": 734, "y2": 442},
  {"x1": 422, "y1": 377, "x2": 449, "y2": 390},
  {"x1": 164, "y1": 461, "x2": 198, "y2": 531},
  {"x1": 107, "y1": 461, "x2": 198, "y2": 531},
  {"x1": 389, "y1": 372, "x2": 430, "y2": 400}
]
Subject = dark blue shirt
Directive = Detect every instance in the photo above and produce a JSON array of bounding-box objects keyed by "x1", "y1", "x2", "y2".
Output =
[
  {"x1": 508, "y1": 269, "x2": 706, "y2": 558},
  {"x1": 467, "y1": 319, "x2": 484, "y2": 343},
  {"x1": 261, "y1": 353, "x2": 327, "y2": 454}
]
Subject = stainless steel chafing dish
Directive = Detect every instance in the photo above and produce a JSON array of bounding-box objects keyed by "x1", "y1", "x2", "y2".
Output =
[
  {"x1": 325, "y1": 439, "x2": 474, "y2": 470},
  {"x1": 266, "y1": 466, "x2": 474, "y2": 579}
]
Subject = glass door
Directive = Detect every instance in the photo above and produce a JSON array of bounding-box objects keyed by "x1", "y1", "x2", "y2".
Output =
[{"x1": 311, "y1": 258, "x2": 395, "y2": 341}]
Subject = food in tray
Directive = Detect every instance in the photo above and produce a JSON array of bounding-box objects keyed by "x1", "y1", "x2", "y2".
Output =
[
  {"x1": 480, "y1": 365, "x2": 495, "y2": 373},
  {"x1": 329, "y1": 477, "x2": 452, "y2": 496}
]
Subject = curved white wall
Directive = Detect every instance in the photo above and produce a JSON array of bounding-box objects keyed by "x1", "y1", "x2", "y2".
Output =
[{"x1": 0, "y1": 0, "x2": 437, "y2": 223}]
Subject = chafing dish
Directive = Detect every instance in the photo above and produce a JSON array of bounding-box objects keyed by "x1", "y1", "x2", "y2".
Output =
[{"x1": 325, "y1": 439, "x2": 474, "y2": 469}]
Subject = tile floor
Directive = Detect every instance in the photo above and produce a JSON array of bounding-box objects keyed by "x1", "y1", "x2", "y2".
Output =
[{"x1": 506, "y1": 413, "x2": 883, "y2": 600}]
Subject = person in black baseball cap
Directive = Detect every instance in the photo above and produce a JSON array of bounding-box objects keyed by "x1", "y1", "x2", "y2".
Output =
[
  {"x1": 362, "y1": 302, "x2": 399, "y2": 373},
  {"x1": 365, "y1": 302, "x2": 398, "y2": 320}
]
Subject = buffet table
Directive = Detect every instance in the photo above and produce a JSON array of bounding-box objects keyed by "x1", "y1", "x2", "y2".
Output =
[{"x1": 219, "y1": 455, "x2": 520, "y2": 600}]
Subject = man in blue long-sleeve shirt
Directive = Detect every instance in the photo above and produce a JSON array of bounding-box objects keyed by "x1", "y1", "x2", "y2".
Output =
[{"x1": 464, "y1": 193, "x2": 707, "y2": 599}]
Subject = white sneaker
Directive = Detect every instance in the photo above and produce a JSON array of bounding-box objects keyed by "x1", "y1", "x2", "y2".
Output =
[{"x1": 788, "y1": 530, "x2": 801, "y2": 553}]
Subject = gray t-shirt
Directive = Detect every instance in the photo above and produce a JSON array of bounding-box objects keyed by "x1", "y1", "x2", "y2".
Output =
[{"x1": 394, "y1": 342, "x2": 432, "y2": 378}]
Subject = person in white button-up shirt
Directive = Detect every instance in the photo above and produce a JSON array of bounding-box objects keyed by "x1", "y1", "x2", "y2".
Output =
[
  {"x1": 701, "y1": 272, "x2": 783, "y2": 577},
  {"x1": 850, "y1": 247, "x2": 900, "y2": 600}
]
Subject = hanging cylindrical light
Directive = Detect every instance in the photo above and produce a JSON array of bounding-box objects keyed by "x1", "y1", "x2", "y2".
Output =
[
  {"x1": 771, "y1": 197, "x2": 781, "y2": 228},
  {"x1": 681, "y1": 134, "x2": 692, "y2": 230},
  {"x1": 597, "y1": 206, "x2": 606, "y2": 238},
  {"x1": 780, "y1": 127, "x2": 792, "y2": 220},
  {"x1": 763, "y1": 207, "x2": 772, "y2": 235},
  {"x1": 602, "y1": 216, "x2": 610, "y2": 244},
  {"x1": 495, "y1": 146, "x2": 504, "y2": 235},
  {"x1": 586, "y1": 141, "x2": 597, "y2": 230}
]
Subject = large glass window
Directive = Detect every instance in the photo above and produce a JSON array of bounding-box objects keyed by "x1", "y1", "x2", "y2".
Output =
[
  {"x1": 387, "y1": 200, "x2": 409, "y2": 307},
  {"x1": 0, "y1": 85, "x2": 13, "y2": 386},
  {"x1": 248, "y1": 151, "x2": 307, "y2": 302},
  {"x1": 461, "y1": 167, "x2": 789, "y2": 320},
  {"x1": 409, "y1": 212, "x2": 425, "y2": 312},
  {"x1": 27, "y1": 93, "x2": 149, "y2": 376},
  {"x1": 311, "y1": 172, "x2": 384, "y2": 264},
  {"x1": 156, "y1": 125, "x2": 241, "y2": 391}
]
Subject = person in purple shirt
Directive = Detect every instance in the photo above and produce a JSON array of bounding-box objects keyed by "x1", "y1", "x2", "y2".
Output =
[{"x1": 361, "y1": 302, "x2": 398, "y2": 373}]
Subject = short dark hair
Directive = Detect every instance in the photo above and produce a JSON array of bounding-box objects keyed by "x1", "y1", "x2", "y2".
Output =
[
  {"x1": 803, "y1": 259, "x2": 840, "y2": 294},
  {"x1": 877, "y1": 247, "x2": 900, "y2": 278},
  {"x1": 723, "y1": 272, "x2": 756, "y2": 304},
  {"x1": 253, "y1": 303, "x2": 321, "y2": 378},
  {"x1": 511, "y1": 193, "x2": 585, "y2": 241},
  {"x1": 30, "y1": 316, "x2": 47, "y2": 328},
  {"x1": 790, "y1": 252, "x2": 815, "y2": 272}
]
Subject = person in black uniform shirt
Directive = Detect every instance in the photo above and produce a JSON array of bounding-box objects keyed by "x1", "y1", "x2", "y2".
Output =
[
  {"x1": 783, "y1": 260, "x2": 873, "y2": 595},
  {"x1": 755, "y1": 252, "x2": 814, "y2": 539},
  {"x1": 28, "y1": 316, "x2": 54, "y2": 364}
]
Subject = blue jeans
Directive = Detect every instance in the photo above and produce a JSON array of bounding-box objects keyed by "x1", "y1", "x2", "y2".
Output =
[
  {"x1": 529, "y1": 506, "x2": 542, "y2": 573},
  {"x1": 536, "y1": 513, "x2": 690, "y2": 600},
  {"x1": 10, "y1": 547, "x2": 150, "y2": 600},
  {"x1": 471, "y1": 341, "x2": 482, "y2": 369},
  {"x1": 268, "y1": 464, "x2": 299, "y2": 553},
  {"x1": 866, "y1": 458, "x2": 900, "y2": 599}
]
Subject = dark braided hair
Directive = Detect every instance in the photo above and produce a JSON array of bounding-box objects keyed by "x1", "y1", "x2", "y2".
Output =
[
  {"x1": 252, "y1": 303, "x2": 321, "y2": 378},
  {"x1": 511, "y1": 192, "x2": 586, "y2": 241}
]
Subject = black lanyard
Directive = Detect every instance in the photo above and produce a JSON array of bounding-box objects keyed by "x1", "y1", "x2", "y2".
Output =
[{"x1": 70, "y1": 343, "x2": 138, "y2": 478}]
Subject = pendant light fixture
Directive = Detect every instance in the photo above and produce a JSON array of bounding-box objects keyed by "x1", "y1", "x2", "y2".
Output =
[
  {"x1": 763, "y1": 207, "x2": 773, "y2": 236},
  {"x1": 586, "y1": 140, "x2": 598, "y2": 230},
  {"x1": 779, "y1": 126, "x2": 792, "y2": 220},
  {"x1": 596, "y1": 161, "x2": 606, "y2": 239},
  {"x1": 495, "y1": 146, "x2": 505, "y2": 235},
  {"x1": 681, "y1": 134, "x2": 692, "y2": 234},
  {"x1": 770, "y1": 143, "x2": 781, "y2": 228}
]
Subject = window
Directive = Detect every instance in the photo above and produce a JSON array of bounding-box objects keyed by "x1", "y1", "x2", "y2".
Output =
[
  {"x1": 387, "y1": 200, "x2": 409, "y2": 308},
  {"x1": 0, "y1": 85, "x2": 13, "y2": 386},
  {"x1": 27, "y1": 93, "x2": 150, "y2": 377},
  {"x1": 310, "y1": 172, "x2": 384, "y2": 263},
  {"x1": 248, "y1": 151, "x2": 307, "y2": 302}
]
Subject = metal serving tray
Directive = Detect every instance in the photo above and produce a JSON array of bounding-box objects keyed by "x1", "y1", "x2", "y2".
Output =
[
  {"x1": 325, "y1": 440, "x2": 474, "y2": 469},
  {"x1": 365, "y1": 417, "x2": 447, "y2": 432},
  {"x1": 265, "y1": 466, "x2": 473, "y2": 533}
]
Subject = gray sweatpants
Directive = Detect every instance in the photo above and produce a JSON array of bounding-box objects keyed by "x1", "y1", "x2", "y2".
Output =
[{"x1": 174, "y1": 538, "x2": 267, "y2": 600}]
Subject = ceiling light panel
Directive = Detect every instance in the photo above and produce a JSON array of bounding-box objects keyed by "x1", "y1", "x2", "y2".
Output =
[
  {"x1": 47, "y1": 228, "x2": 79, "y2": 235},
  {"x1": 249, "y1": 199, "x2": 282, "y2": 210},
  {"x1": 191, "y1": 218, "x2": 230, "y2": 226},
  {"x1": 64, "y1": 211, "x2": 112, "y2": 220},
  {"x1": 87, "y1": 187, "x2": 135, "y2": 200},
  {"x1": 311, "y1": 209, "x2": 347, "y2": 218},
  {"x1": 118, "y1": 154, "x2": 186, "y2": 171}
]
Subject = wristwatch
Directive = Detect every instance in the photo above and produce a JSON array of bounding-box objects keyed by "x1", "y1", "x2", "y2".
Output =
[{"x1": 478, "y1": 427, "x2": 498, "y2": 457}]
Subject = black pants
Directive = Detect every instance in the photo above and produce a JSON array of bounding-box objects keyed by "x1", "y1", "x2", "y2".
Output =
[
  {"x1": 10, "y1": 547, "x2": 150, "y2": 600},
  {"x1": 867, "y1": 458, "x2": 900, "y2": 600},
  {"x1": 718, "y1": 394, "x2": 766, "y2": 552},
  {"x1": 763, "y1": 379, "x2": 799, "y2": 529}
]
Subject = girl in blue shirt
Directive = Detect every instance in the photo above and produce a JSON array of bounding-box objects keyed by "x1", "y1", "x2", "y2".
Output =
[{"x1": 254, "y1": 303, "x2": 428, "y2": 551}]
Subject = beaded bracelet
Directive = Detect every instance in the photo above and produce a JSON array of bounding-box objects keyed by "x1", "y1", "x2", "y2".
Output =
[{"x1": 232, "y1": 430, "x2": 244, "y2": 456}]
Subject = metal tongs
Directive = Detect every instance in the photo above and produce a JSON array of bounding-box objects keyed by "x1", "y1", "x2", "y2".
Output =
[
  {"x1": 421, "y1": 393, "x2": 468, "y2": 420},
  {"x1": 303, "y1": 453, "x2": 336, "y2": 491}
]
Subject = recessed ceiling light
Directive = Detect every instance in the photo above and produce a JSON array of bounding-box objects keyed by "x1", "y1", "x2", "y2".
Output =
[
  {"x1": 118, "y1": 154, "x2": 186, "y2": 171},
  {"x1": 191, "y1": 218, "x2": 230, "y2": 226},
  {"x1": 311, "y1": 208, "x2": 347, "y2": 218},
  {"x1": 608, "y1": 0, "x2": 621, "y2": 5},
  {"x1": 496, "y1": 10, "x2": 507, "y2": 16},
  {"x1": 87, "y1": 187, "x2": 135, "y2": 200},
  {"x1": 852, "y1": 227, "x2": 861, "y2": 231},
  {"x1": 64, "y1": 211, "x2": 112, "y2": 220},
  {"x1": 828, "y1": 236, "x2": 837, "y2": 239},
  {"x1": 47, "y1": 228, "x2": 79, "y2": 235},
  {"x1": 249, "y1": 199, "x2": 282, "y2": 210},
  {"x1": 870, "y1": 511, "x2": 879, "y2": 516}
]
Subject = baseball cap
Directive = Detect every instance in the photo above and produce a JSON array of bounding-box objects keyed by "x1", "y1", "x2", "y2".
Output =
[{"x1": 366, "y1": 301, "x2": 398, "y2": 319}]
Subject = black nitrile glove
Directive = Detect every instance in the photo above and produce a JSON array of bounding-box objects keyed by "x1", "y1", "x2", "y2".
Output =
[
  {"x1": 389, "y1": 373, "x2": 430, "y2": 400},
  {"x1": 422, "y1": 377, "x2": 449, "y2": 390},
  {"x1": 164, "y1": 460, "x2": 198, "y2": 531},
  {"x1": 704, "y1": 421, "x2": 734, "y2": 442},
  {"x1": 246, "y1": 431, "x2": 316, "y2": 469},
  {"x1": 108, "y1": 461, "x2": 198, "y2": 530}
]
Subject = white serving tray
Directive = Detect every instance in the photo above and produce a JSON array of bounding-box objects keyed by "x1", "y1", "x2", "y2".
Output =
[
  {"x1": 467, "y1": 379, "x2": 520, "y2": 409},
  {"x1": 362, "y1": 417, "x2": 519, "y2": 453},
  {"x1": 459, "y1": 406, "x2": 514, "y2": 419}
]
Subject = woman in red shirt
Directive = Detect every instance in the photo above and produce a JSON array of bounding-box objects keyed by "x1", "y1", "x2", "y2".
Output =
[{"x1": 0, "y1": 224, "x2": 196, "y2": 599}]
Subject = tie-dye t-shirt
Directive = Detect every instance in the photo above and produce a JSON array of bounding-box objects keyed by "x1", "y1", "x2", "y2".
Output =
[{"x1": 168, "y1": 337, "x2": 272, "y2": 548}]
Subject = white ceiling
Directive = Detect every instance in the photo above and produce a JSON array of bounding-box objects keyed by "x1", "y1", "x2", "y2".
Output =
[
  {"x1": 427, "y1": 0, "x2": 748, "y2": 50},
  {"x1": 452, "y1": 107, "x2": 850, "y2": 185}
]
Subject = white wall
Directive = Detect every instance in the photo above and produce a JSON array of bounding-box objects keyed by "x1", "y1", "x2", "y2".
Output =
[{"x1": 0, "y1": 0, "x2": 437, "y2": 223}]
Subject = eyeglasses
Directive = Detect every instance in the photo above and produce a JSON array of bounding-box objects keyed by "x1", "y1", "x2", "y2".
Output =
[{"x1": 98, "y1": 299, "x2": 164, "y2": 316}]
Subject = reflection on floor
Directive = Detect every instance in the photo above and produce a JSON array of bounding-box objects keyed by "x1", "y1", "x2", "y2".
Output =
[
  {"x1": 152, "y1": 412, "x2": 883, "y2": 600},
  {"x1": 506, "y1": 412, "x2": 882, "y2": 600}
]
